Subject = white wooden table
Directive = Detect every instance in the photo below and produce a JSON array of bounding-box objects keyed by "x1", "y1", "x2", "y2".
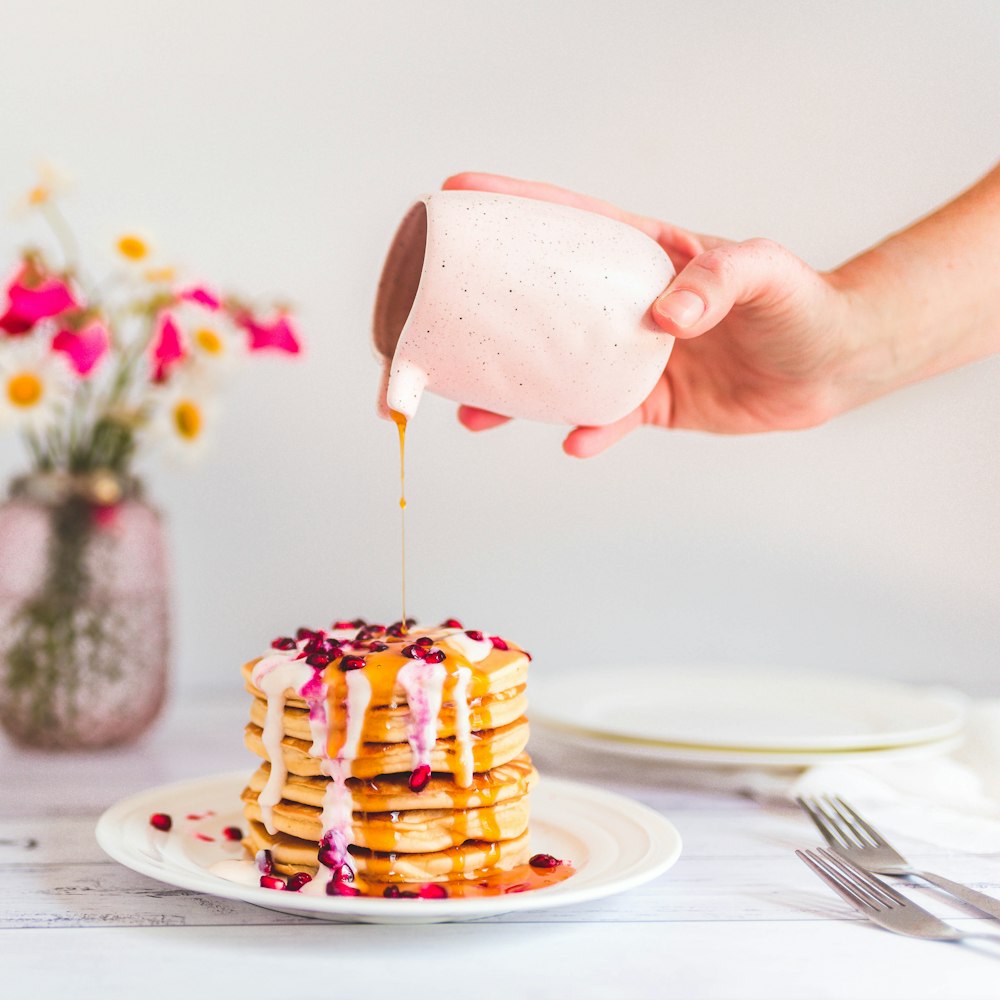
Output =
[{"x1": 3, "y1": 692, "x2": 999, "y2": 1000}]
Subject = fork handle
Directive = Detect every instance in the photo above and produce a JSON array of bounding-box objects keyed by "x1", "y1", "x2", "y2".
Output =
[{"x1": 915, "y1": 870, "x2": 1000, "y2": 921}]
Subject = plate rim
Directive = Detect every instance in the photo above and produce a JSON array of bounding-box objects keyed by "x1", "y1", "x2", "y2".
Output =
[
  {"x1": 533, "y1": 723, "x2": 964, "y2": 768},
  {"x1": 95, "y1": 770, "x2": 682, "y2": 922},
  {"x1": 531, "y1": 664, "x2": 967, "y2": 752}
]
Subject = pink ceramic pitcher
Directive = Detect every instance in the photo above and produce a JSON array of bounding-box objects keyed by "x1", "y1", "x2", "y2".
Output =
[{"x1": 373, "y1": 191, "x2": 674, "y2": 426}]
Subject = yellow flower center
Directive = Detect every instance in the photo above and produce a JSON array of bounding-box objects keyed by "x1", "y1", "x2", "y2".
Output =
[
  {"x1": 28, "y1": 185, "x2": 50, "y2": 206},
  {"x1": 116, "y1": 234, "x2": 149, "y2": 261},
  {"x1": 173, "y1": 399, "x2": 202, "y2": 440},
  {"x1": 7, "y1": 372, "x2": 44, "y2": 408},
  {"x1": 195, "y1": 328, "x2": 223, "y2": 354},
  {"x1": 143, "y1": 266, "x2": 176, "y2": 283}
]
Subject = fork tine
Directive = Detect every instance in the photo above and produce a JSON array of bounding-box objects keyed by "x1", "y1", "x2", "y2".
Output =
[
  {"x1": 796, "y1": 849, "x2": 875, "y2": 914},
  {"x1": 817, "y1": 848, "x2": 908, "y2": 907},
  {"x1": 812, "y1": 849, "x2": 892, "y2": 909},
  {"x1": 813, "y1": 796, "x2": 867, "y2": 849},
  {"x1": 821, "y1": 796, "x2": 877, "y2": 847},
  {"x1": 830, "y1": 796, "x2": 886, "y2": 847},
  {"x1": 795, "y1": 796, "x2": 847, "y2": 849}
]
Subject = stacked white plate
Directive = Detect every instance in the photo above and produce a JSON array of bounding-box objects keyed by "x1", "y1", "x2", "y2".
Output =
[{"x1": 531, "y1": 665, "x2": 967, "y2": 767}]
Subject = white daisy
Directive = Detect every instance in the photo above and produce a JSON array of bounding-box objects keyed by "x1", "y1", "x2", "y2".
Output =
[
  {"x1": 148, "y1": 373, "x2": 217, "y2": 461},
  {"x1": 170, "y1": 297, "x2": 245, "y2": 381},
  {"x1": 0, "y1": 335, "x2": 74, "y2": 431}
]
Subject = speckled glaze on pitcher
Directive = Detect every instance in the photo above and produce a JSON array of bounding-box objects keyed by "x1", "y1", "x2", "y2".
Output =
[{"x1": 373, "y1": 191, "x2": 675, "y2": 426}]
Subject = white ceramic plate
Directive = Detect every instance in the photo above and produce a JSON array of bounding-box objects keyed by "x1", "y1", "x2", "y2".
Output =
[
  {"x1": 534, "y1": 726, "x2": 963, "y2": 769},
  {"x1": 96, "y1": 771, "x2": 681, "y2": 925},
  {"x1": 532, "y1": 664, "x2": 966, "y2": 754}
]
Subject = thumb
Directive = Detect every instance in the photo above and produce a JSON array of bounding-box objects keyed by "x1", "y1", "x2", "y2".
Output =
[{"x1": 650, "y1": 238, "x2": 799, "y2": 339}]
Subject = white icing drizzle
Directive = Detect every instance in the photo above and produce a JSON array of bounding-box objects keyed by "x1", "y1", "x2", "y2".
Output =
[
  {"x1": 319, "y1": 668, "x2": 372, "y2": 886},
  {"x1": 209, "y1": 858, "x2": 262, "y2": 887},
  {"x1": 398, "y1": 657, "x2": 447, "y2": 774},
  {"x1": 341, "y1": 669, "x2": 372, "y2": 762},
  {"x1": 251, "y1": 649, "x2": 315, "y2": 835},
  {"x1": 451, "y1": 664, "x2": 474, "y2": 787},
  {"x1": 441, "y1": 631, "x2": 493, "y2": 663}
]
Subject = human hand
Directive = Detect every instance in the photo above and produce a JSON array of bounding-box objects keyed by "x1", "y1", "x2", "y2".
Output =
[{"x1": 442, "y1": 172, "x2": 861, "y2": 457}]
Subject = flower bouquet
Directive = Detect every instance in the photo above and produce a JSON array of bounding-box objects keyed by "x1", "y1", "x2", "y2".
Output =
[{"x1": 0, "y1": 173, "x2": 301, "y2": 748}]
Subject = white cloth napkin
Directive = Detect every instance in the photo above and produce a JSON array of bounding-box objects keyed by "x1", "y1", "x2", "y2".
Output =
[{"x1": 741, "y1": 699, "x2": 1000, "y2": 854}]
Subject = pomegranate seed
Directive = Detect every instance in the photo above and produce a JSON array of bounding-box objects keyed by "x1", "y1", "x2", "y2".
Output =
[
  {"x1": 386, "y1": 621, "x2": 406, "y2": 637},
  {"x1": 402, "y1": 644, "x2": 427, "y2": 659},
  {"x1": 529, "y1": 853, "x2": 563, "y2": 869},
  {"x1": 336, "y1": 864, "x2": 355, "y2": 883},
  {"x1": 296, "y1": 627, "x2": 319, "y2": 641},
  {"x1": 408, "y1": 764, "x2": 431, "y2": 792},
  {"x1": 416, "y1": 636, "x2": 433, "y2": 647},
  {"x1": 149, "y1": 813, "x2": 172, "y2": 832},
  {"x1": 356, "y1": 625, "x2": 386, "y2": 641},
  {"x1": 260, "y1": 874, "x2": 286, "y2": 890},
  {"x1": 327, "y1": 880, "x2": 361, "y2": 896},
  {"x1": 255, "y1": 849, "x2": 274, "y2": 875},
  {"x1": 418, "y1": 883, "x2": 448, "y2": 899},
  {"x1": 352, "y1": 618, "x2": 366, "y2": 628},
  {"x1": 306, "y1": 652, "x2": 331, "y2": 669},
  {"x1": 465, "y1": 630, "x2": 484, "y2": 641},
  {"x1": 440, "y1": 618, "x2": 463, "y2": 629},
  {"x1": 317, "y1": 843, "x2": 340, "y2": 869},
  {"x1": 383, "y1": 885, "x2": 402, "y2": 898},
  {"x1": 331, "y1": 619, "x2": 355, "y2": 630},
  {"x1": 368, "y1": 641, "x2": 389, "y2": 652},
  {"x1": 285, "y1": 872, "x2": 313, "y2": 892},
  {"x1": 222, "y1": 826, "x2": 243, "y2": 841},
  {"x1": 423, "y1": 649, "x2": 445, "y2": 664},
  {"x1": 339, "y1": 655, "x2": 366, "y2": 672},
  {"x1": 271, "y1": 636, "x2": 297, "y2": 650},
  {"x1": 489, "y1": 636, "x2": 509, "y2": 651}
]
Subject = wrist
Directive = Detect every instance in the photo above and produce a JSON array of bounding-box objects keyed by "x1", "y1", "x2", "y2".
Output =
[{"x1": 825, "y1": 248, "x2": 931, "y2": 412}]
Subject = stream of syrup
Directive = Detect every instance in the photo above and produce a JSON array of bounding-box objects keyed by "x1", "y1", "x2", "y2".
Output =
[{"x1": 389, "y1": 409, "x2": 407, "y2": 627}]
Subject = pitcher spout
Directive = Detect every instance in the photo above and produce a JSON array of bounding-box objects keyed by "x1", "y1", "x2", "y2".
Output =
[{"x1": 384, "y1": 358, "x2": 428, "y2": 421}]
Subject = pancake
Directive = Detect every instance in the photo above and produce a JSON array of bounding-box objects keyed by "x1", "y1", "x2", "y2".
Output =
[
  {"x1": 244, "y1": 716, "x2": 530, "y2": 779},
  {"x1": 246, "y1": 682, "x2": 528, "y2": 744},
  {"x1": 244, "y1": 754, "x2": 537, "y2": 812},
  {"x1": 243, "y1": 819, "x2": 532, "y2": 883},
  {"x1": 241, "y1": 783, "x2": 530, "y2": 852},
  {"x1": 241, "y1": 650, "x2": 529, "y2": 711}
]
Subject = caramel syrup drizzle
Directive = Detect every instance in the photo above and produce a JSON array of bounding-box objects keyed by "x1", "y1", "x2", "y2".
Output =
[{"x1": 389, "y1": 410, "x2": 407, "y2": 629}]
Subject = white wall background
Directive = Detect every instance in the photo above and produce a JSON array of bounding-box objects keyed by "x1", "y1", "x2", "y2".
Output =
[{"x1": 0, "y1": 1, "x2": 998, "y2": 696}]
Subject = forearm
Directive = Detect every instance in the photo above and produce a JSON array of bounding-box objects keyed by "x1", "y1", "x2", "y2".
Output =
[{"x1": 832, "y1": 162, "x2": 1000, "y2": 406}]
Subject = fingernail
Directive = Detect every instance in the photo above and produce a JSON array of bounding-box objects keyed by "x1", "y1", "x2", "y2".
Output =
[{"x1": 655, "y1": 289, "x2": 705, "y2": 328}]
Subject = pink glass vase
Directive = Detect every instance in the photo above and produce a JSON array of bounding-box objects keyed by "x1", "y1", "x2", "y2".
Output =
[{"x1": 0, "y1": 472, "x2": 170, "y2": 750}]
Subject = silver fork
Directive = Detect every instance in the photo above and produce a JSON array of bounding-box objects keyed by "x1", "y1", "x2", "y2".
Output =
[
  {"x1": 797, "y1": 795, "x2": 1000, "y2": 922},
  {"x1": 797, "y1": 847, "x2": 964, "y2": 940}
]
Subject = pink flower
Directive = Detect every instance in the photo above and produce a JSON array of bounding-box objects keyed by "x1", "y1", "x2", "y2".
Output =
[
  {"x1": 0, "y1": 265, "x2": 77, "y2": 335},
  {"x1": 238, "y1": 313, "x2": 301, "y2": 354},
  {"x1": 51, "y1": 322, "x2": 110, "y2": 377},
  {"x1": 178, "y1": 286, "x2": 221, "y2": 310},
  {"x1": 150, "y1": 313, "x2": 186, "y2": 382}
]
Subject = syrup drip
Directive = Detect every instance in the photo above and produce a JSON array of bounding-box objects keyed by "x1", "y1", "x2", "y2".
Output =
[{"x1": 389, "y1": 409, "x2": 407, "y2": 628}]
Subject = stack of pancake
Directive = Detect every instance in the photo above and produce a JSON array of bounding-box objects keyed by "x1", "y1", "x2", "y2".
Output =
[{"x1": 240, "y1": 620, "x2": 536, "y2": 893}]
